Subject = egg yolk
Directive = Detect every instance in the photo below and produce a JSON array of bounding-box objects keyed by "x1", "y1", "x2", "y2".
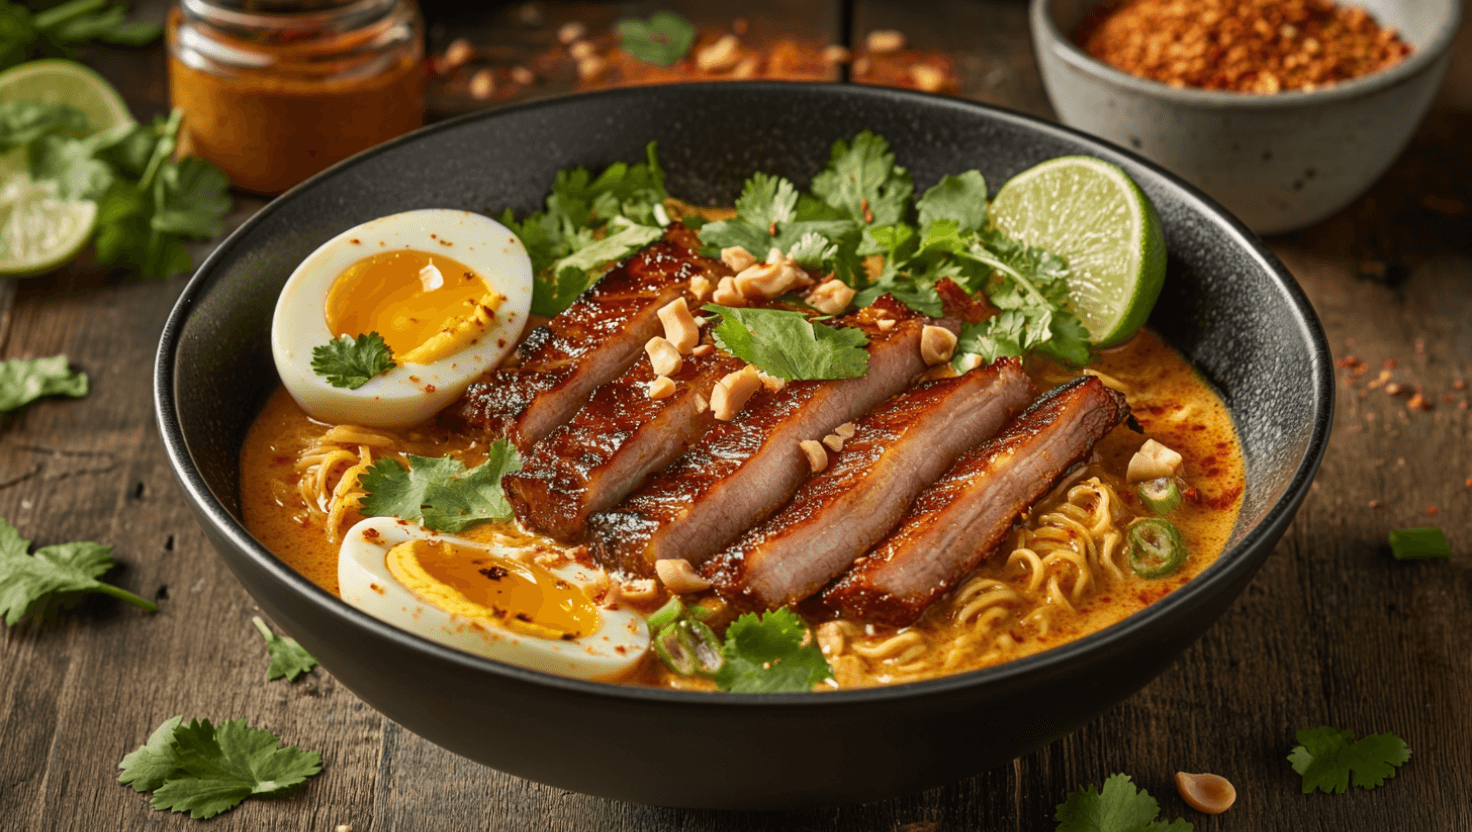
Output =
[
  {"x1": 324, "y1": 250, "x2": 504, "y2": 365},
  {"x1": 385, "y1": 538, "x2": 600, "y2": 641}
]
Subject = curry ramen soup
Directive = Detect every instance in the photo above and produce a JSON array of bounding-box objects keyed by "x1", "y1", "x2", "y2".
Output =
[{"x1": 240, "y1": 328, "x2": 1243, "y2": 690}]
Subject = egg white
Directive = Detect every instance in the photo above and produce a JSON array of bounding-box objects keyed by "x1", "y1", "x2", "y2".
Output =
[
  {"x1": 338, "y1": 517, "x2": 650, "y2": 681},
  {"x1": 271, "y1": 209, "x2": 532, "y2": 428}
]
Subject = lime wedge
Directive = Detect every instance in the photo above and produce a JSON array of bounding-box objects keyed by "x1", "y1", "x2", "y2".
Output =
[
  {"x1": 990, "y1": 156, "x2": 1166, "y2": 347},
  {"x1": 0, "y1": 59, "x2": 133, "y2": 133},
  {"x1": 0, "y1": 174, "x2": 98, "y2": 277}
]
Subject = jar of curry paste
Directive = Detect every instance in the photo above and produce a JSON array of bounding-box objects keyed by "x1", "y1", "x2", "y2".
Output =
[{"x1": 167, "y1": 0, "x2": 425, "y2": 195}]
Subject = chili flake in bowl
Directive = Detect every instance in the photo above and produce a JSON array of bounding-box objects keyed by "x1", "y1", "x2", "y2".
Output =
[{"x1": 1030, "y1": 0, "x2": 1459, "y2": 234}]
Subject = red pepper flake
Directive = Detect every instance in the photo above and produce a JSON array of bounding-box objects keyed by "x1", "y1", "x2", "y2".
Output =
[
  {"x1": 1422, "y1": 194, "x2": 1467, "y2": 215},
  {"x1": 425, "y1": 384, "x2": 436, "y2": 394},
  {"x1": 1385, "y1": 382, "x2": 1405, "y2": 396},
  {"x1": 1415, "y1": 338, "x2": 1426, "y2": 356},
  {"x1": 1428, "y1": 506, "x2": 1438, "y2": 516},
  {"x1": 1334, "y1": 355, "x2": 1358, "y2": 368},
  {"x1": 1456, "y1": 379, "x2": 1468, "y2": 391},
  {"x1": 1382, "y1": 358, "x2": 1397, "y2": 369},
  {"x1": 1464, "y1": 478, "x2": 1472, "y2": 488},
  {"x1": 769, "y1": 221, "x2": 777, "y2": 236},
  {"x1": 861, "y1": 198, "x2": 874, "y2": 224},
  {"x1": 1368, "y1": 500, "x2": 1380, "y2": 508},
  {"x1": 1443, "y1": 393, "x2": 1456, "y2": 404},
  {"x1": 1407, "y1": 391, "x2": 1429, "y2": 411}
]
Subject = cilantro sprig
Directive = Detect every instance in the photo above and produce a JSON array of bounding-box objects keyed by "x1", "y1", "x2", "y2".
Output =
[
  {"x1": 310, "y1": 331, "x2": 395, "y2": 389},
  {"x1": 649, "y1": 600, "x2": 833, "y2": 692},
  {"x1": 616, "y1": 11, "x2": 696, "y2": 67},
  {"x1": 358, "y1": 442, "x2": 522, "y2": 533},
  {"x1": 1289, "y1": 726, "x2": 1410, "y2": 794},
  {"x1": 0, "y1": 0, "x2": 161, "y2": 72},
  {"x1": 251, "y1": 616, "x2": 319, "y2": 682},
  {"x1": 703, "y1": 304, "x2": 870, "y2": 381},
  {"x1": 696, "y1": 172, "x2": 864, "y2": 283},
  {"x1": 118, "y1": 716, "x2": 323, "y2": 819},
  {"x1": 0, "y1": 517, "x2": 155, "y2": 625},
  {"x1": 1054, "y1": 774, "x2": 1192, "y2": 832},
  {"x1": 0, "y1": 354, "x2": 87, "y2": 412}
]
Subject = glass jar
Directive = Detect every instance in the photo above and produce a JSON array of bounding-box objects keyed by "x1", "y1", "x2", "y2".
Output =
[{"x1": 167, "y1": 0, "x2": 425, "y2": 195}]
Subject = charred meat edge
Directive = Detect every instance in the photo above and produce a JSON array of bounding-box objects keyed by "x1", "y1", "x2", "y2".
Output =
[
  {"x1": 451, "y1": 224, "x2": 726, "y2": 450},
  {"x1": 586, "y1": 295, "x2": 950, "y2": 578},
  {"x1": 704, "y1": 358, "x2": 1037, "y2": 611},
  {"x1": 503, "y1": 346, "x2": 745, "y2": 542},
  {"x1": 821, "y1": 376, "x2": 1130, "y2": 627}
]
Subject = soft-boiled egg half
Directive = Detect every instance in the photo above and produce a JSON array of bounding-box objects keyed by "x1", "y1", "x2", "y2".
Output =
[
  {"x1": 339, "y1": 517, "x2": 650, "y2": 680},
  {"x1": 272, "y1": 209, "x2": 532, "y2": 428}
]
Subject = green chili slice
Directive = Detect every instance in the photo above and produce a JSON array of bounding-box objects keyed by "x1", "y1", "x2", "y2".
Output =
[
  {"x1": 1137, "y1": 477, "x2": 1182, "y2": 515},
  {"x1": 653, "y1": 620, "x2": 725, "y2": 678},
  {"x1": 1128, "y1": 517, "x2": 1187, "y2": 578},
  {"x1": 647, "y1": 596, "x2": 683, "y2": 631}
]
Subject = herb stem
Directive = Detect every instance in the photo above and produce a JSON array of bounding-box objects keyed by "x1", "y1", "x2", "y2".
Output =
[
  {"x1": 33, "y1": 0, "x2": 107, "y2": 30},
  {"x1": 971, "y1": 247, "x2": 1052, "y2": 309},
  {"x1": 139, "y1": 108, "x2": 184, "y2": 192},
  {"x1": 91, "y1": 580, "x2": 159, "y2": 613},
  {"x1": 252, "y1": 615, "x2": 273, "y2": 639}
]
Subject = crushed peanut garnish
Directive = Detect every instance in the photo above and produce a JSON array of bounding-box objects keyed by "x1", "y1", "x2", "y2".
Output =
[
  {"x1": 711, "y1": 365, "x2": 762, "y2": 421},
  {"x1": 658, "y1": 297, "x2": 701, "y2": 353},
  {"x1": 806, "y1": 278, "x2": 857, "y2": 315},
  {"x1": 800, "y1": 439, "x2": 829, "y2": 472},
  {"x1": 835, "y1": 422, "x2": 856, "y2": 438},
  {"x1": 877, "y1": 318, "x2": 896, "y2": 332},
  {"x1": 712, "y1": 275, "x2": 747, "y2": 307},
  {"x1": 697, "y1": 34, "x2": 742, "y2": 72},
  {"x1": 647, "y1": 375, "x2": 677, "y2": 400},
  {"x1": 655, "y1": 558, "x2": 712, "y2": 594},
  {"x1": 757, "y1": 370, "x2": 787, "y2": 393},
  {"x1": 691, "y1": 343, "x2": 715, "y2": 357},
  {"x1": 866, "y1": 29, "x2": 906, "y2": 54},
  {"x1": 620, "y1": 578, "x2": 660, "y2": 603},
  {"x1": 645, "y1": 336, "x2": 683, "y2": 376},
  {"x1": 822, "y1": 433, "x2": 845, "y2": 452},
  {"x1": 469, "y1": 69, "x2": 495, "y2": 99},
  {"x1": 690, "y1": 275, "x2": 713, "y2": 302},
  {"x1": 920, "y1": 325, "x2": 958, "y2": 365},
  {"x1": 720, "y1": 246, "x2": 758, "y2": 272}
]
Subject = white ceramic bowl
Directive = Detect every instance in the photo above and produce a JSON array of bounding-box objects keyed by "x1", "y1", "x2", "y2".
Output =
[{"x1": 1032, "y1": 0, "x2": 1460, "y2": 234}]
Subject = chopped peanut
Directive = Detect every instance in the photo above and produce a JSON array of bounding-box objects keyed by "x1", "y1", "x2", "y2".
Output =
[
  {"x1": 577, "y1": 56, "x2": 606, "y2": 81},
  {"x1": 1127, "y1": 439, "x2": 1184, "y2": 483},
  {"x1": 444, "y1": 38, "x2": 475, "y2": 69},
  {"x1": 757, "y1": 370, "x2": 786, "y2": 393},
  {"x1": 510, "y1": 65, "x2": 535, "y2": 85},
  {"x1": 732, "y1": 56, "x2": 759, "y2": 78},
  {"x1": 469, "y1": 69, "x2": 495, "y2": 99},
  {"x1": 721, "y1": 246, "x2": 757, "y2": 272},
  {"x1": 734, "y1": 259, "x2": 811, "y2": 301},
  {"x1": 658, "y1": 298, "x2": 700, "y2": 353},
  {"x1": 806, "y1": 279, "x2": 856, "y2": 315},
  {"x1": 645, "y1": 336, "x2": 683, "y2": 377},
  {"x1": 691, "y1": 343, "x2": 714, "y2": 357},
  {"x1": 712, "y1": 276, "x2": 747, "y2": 306},
  {"x1": 711, "y1": 365, "x2": 762, "y2": 421},
  {"x1": 557, "y1": 21, "x2": 586, "y2": 44},
  {"x1": 620, "y1": 578, "x2": 660, "y2": 603},
  {"x1": 910, "y1": 63, "x2": 946, "y2": 92},
  {"x1": 569, "y1": 40, "x2": 597, "y2": 60},
  {"x1": 877, "y1": 318, "x2": 896, "y2": 331},
  {"x1": 800, "y1": 439, "x2": 828, "y2": 472},
  {"x1": 656, "y1": 558, "x2": 712, "y2": 594},
  {"x1": 866, "y1": 29, "x2": 906, "y2": 53},
  {"x1": 693, "y1": 392, "x2": 709, "y2": 414},
  {"x1": 822, "y1": 433, "x2": 845, "y2": 452},
  {"x1": 822, "y1": 45, "x2": 852, "y2": 64},
  {"x1": 647, "y1": 375, "x2": 676, "y2": 400},
  {"x1": 920, "y1": 325, "x2": 958, "y2": 365},
  {"x1": 697, "y1": 34, "x2": 741, "y2": 72},
  {"x1": 1175, "y1": 772, "x2": 1236, "y2": 814},
  {"x1": 835, "y1": 422, "x2": 856, "y2": 438},
  {"x1": 953, "y1": 353, "x2": 983, "y2": 373},
  {"x1": 690, "y1": 275, "x2": 713, "y2": 302}
]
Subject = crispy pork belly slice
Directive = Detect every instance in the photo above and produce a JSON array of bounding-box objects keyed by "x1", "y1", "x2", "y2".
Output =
[
  {"x1": 704, "y1": 358, "x2": 1037, "y2": 611},
  {"x1": 452, "y1": 223, "x2": 726, "y2": 450},
  {"x1": 821, "y1": 376, "x2": 1130, "y2": 627},
  {"x1": 586, "y1": 296, "x2": 946, "y2": 578},
  {"x1": 503, "y1": 348, "x2": 745, "y2": 541}
]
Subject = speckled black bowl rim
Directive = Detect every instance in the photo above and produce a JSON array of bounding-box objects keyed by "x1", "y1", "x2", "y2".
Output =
[
  {"x1": 155, "y1": 81, "x2": 1333, "y2": 710},
  {"x1": 1032, "y1": 0, "x2": 1462, "y2": 108}
]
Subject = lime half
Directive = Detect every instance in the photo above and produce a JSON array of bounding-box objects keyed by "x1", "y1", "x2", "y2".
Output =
[
  {"x1": 0, "y1": 175, "x2": 98, "y2": 277},
  {"x1": 990, "y1": 156, "x2": 1166, "y2": 347},
  {"x1": 0, "y1": 59, "x2": 133, "y2": 133}
]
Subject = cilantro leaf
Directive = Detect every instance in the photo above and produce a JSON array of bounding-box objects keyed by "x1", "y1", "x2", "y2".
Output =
[
  {"x1": 534, "y1": 223, "x2": 664, "y2": 316},
  {"x1": 0, "y1": 354, "x2": 88, "y2": 412},
  {"x1": 134, "y1": 718, "x2": 323, "y2": 820},
  {"x1": 0, "y1": 0, "x2": 161, "y2": 72},
  {"x1": 151, "y1": 156, "x2": 231, "y2": 238},
  {"x1": 917, "y1": 171, "x2": 988, "y2": 232},
  {"x1": 119, "y1": 716, "x2": 184, "y2": 793},
  {"x1": 703, "y1": 304, "x2": 870, "y2": 381},
  {"x1": 0, "y1": 101, "x2": 88, "y2": 150},
  {"x1": 310, "y1": 332, "x2": 396, "y2": 390},
  {"x1": 810, "y1": 131, "x2": 914, "y2": 227},
  {"x1": 713, "y1": 608, "x2": 833, "y2": 692},
  {"x1": 358, "y1": 442, "x2": 522, "y2": 533},
  {"x1": 0, "y1": 517, "x2": 156, "y2": 625},
  {"x1": 1289, "y1": 726, "x2": 1411, "y2": 794},
  {"x1": 1054, "y1": 774, "x2": 1193, "y2": 832},
  {"x1": 251, "y1": 616, "x2": 318, "y2": 682},
  {"x1": 617, "y1": 11, "x2": 696, "y2": 67}
]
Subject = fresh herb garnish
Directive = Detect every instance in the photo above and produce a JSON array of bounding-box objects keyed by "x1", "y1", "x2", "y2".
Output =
[
  {"x1": 0, "y1": 102, "x2": 231, "y2": 278},
  {"x1": 310, "y1": 331, "x2": 396, "y2": 390},
  {"x1": 118, "y1": 717, "x2": 323, "y2": 819},
  {"x1": 0, "y1": 517, "x2": 155, "y2": 625},
  {"x1": 1054, "y1": 774, "x2": 1193, "y2": 832},
  {"x1": 0, "y1": 354, "x2": 87, "y2": 412},
  {"x1": 358, "y1": 442, "x2": 522, "y2": 533},
  {"x1": 695, "y1": 171, "x2": 864, "y2": 283},
  {"x1": 1288, "y1": 726, "x2": 1411, "y2": 794},
  {"x1": 810, "y1": 130, "x2": 914, "y2": 227},
  {"x1": 0, "y1": 0, "x2": 161, "y2": 71},
  {"x1": 703, "y1": 303, "x2": 870, "y2": 381},
  {"x1": 1388, "y1": 527, "x2": 1450, "y2": 560},
  {"x1": 649, "y1": 599, "x2": 833, "y2": 692},
  {"x1": 251, "y1": 616, "x2": 318, "y2": 682},
  {"x1": 616, "y1": 11, "x2": 696, "y2": 67},
  {"x1": 499, "y1": 142, "x2": 668, "y2": 317}
]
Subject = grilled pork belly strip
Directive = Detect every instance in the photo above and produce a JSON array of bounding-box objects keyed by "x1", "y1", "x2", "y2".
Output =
[
  {"x1": 822, "y1": 376, "x2": 1130, "y2": 627},
  {"x1": 503, "y1": 347, "x2": 745, "y2": 541},
  {"x1": 586, "y1": 295, "x2": 948, "y2": 578},
  {"x1": 703, "y1": 358, "x2": 1037, "y2": 611},
  {"x1": 452, "y1": 224, "x2": 727, "y2": 450}
]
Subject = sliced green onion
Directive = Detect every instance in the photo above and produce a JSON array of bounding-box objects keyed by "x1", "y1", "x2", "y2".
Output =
[
  {"x1": 1389, "y1": 527, "x2": 1451, "y2": 560},
  {"x1": 1138, "y1": 477, "x2": 1182, "y2": 515},
  {"x1": 647, "y1": 596, "x2": 683, "y2": 631},
  {"x1": 653, "y1": 620, "x2": 725, "y2": 678},
  {"x1": 1128, "y1": 518, "x2": 1187, "y2": 579}
]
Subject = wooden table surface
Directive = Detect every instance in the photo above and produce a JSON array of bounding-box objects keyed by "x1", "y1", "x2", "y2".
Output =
[{"x1": 2, "y1": 1, "x2": 1469, "y2": 830}]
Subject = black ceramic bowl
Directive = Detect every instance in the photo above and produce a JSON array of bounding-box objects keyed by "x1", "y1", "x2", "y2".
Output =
[{"x1": 155, "y1": 82, "x2": 1332, "y2": 809}]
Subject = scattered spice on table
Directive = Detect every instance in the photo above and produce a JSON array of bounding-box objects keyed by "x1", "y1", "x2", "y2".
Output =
[{"x1": 1074, "y1": 0, "x2": 1413, "y2": 93}]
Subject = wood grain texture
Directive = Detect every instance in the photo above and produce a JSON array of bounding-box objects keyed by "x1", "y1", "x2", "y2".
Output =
[{"x1": 1, "y1": 1, "x2": 1469, "y2": 830}]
